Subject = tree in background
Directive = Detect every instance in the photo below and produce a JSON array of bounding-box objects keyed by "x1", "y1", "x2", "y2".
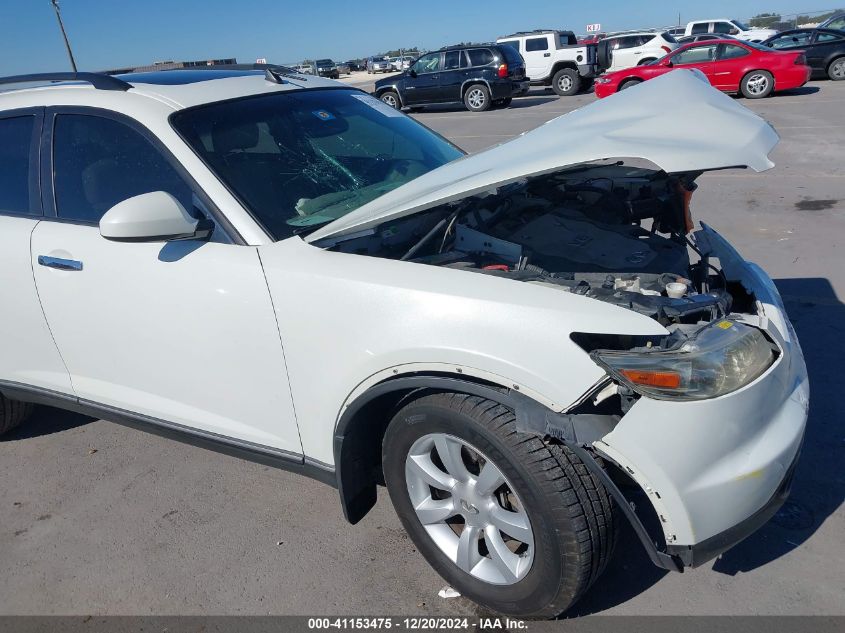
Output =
[{"x1": 749, "y1": 12, "x2": 781, "y2": 28}]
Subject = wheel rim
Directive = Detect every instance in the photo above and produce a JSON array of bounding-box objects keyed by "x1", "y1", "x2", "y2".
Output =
[
  {"x1": 833, "y1": 60, "x2": 845, "y2": 79},
  {"x1": 746, "y1": 73, "x2": 769, "y2": 95},
  {"x1": 381, "y1": 94, "x2": 398, "y2": 108},
  {"x1": 404, "y1": 433, "x2": 534, "y2": 585},
  {"x1": 558, "y1": 74, "x2": 572, "y2": 92},
  {"x1": 467, "y1": 88, "x2": 486, "y2": 109}
]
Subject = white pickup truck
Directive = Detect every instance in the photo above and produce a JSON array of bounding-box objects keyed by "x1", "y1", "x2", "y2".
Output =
[
  {"x1": 496, "y1": 30, "x2": 597, "y2": 95},
  {"x1": 684, "y1": 19, "x2": 777, "y2": 42}
]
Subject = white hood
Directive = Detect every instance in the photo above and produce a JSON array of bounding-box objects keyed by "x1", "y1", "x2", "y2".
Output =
[{"x1": 307, "y1": 70, "x2": 779, "y2": 243}]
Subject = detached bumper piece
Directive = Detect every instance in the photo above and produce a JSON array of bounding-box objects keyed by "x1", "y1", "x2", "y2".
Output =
[{"x1": 667, "y1": 449, "x2": 799, "y2": 568}]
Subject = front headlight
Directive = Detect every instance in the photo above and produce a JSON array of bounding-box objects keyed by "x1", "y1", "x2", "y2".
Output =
[
  {"x1": 595, "y1": 77, "x2": 611, "y2": 84},
  {"x1": 591, "y1": 320, "x2": 776, "y2": 400}
]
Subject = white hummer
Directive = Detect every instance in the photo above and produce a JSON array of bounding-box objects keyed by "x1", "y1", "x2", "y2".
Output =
[
  {"x1": 496, "y1": 30, "x2": 598, "y2": 95},
  {"x1": 684, "y1": 18, "x2": 778, "y2": 42}
]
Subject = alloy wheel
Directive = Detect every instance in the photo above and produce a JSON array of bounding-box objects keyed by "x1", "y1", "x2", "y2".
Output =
[
  {"x1": 381, "y1": 93, "x2": 398, "y2": 108},
  {"x1": 832, "y1": 60, "x2": 845, "y2": 79},
  {"x1": 404, "y1": 433, "x2": 534, "y2": 585},
  {"x1": 746, "y1": 73, "x2": 769, "y2": 96},
  {"x1": 467, "y1": 88, "x2": 486, "y2": 110}
]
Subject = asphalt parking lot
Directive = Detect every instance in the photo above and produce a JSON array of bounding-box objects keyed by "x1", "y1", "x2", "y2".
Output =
[{"x1": 1, "y1": 77, "x2": 843, "y2": 617}]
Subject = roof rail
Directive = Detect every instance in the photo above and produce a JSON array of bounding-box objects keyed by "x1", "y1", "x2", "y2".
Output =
[
  {"x1": 139, "y1": 63, "x2": 307, "y2": 83},
  {"x1": 0, "y1": 72, "x2": 131, "y2": 92}
]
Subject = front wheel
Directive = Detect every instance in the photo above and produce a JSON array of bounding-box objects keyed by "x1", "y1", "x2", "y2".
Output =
[
  {"x1": 741, "y1": 70, "x2": 774, "y2": 98},
  {"x1": 464, "y1": 84, "x2": 491, "y2": 112},
  {"x1": 379, "y1": 90, "x2": 401, "y2": 109},
  {"x1": 618, "y1": 78, "x2": 642, "y2": 91},
  {"x1": 382, "y1": 393, "x2": 618, "y2": 618},
  {"x1": 552, "y1": 68, "x2": 581, "y2": 96},
  {"x1": 828, "y1": 56, "x2": 845, "y2": 80}
]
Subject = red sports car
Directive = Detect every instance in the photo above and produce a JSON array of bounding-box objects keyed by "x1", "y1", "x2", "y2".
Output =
[{"x1": 594, "y1": 39, "x2": 811, "y2": 99}]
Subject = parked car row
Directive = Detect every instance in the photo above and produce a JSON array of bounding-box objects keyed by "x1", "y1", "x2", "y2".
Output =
[{"x1": 595, "y1": 27, "x2": 845, "y2": 99}]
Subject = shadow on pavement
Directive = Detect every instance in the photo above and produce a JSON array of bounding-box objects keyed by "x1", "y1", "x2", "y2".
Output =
[
  {"x1": 712, "y1": 277, "x2": 843, "y2": 574},
  {"x1": 2, "y1": 405, "x2": 94, "y2": 440}
]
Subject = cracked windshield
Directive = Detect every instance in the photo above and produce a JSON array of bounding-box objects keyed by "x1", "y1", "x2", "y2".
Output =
[{"x1": 171, "y1": 88, "x2": 463, "y2": 238}]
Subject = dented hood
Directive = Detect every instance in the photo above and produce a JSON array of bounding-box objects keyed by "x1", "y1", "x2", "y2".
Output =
[{"x1": 306, "y1": 70, "x2": 779, "y2": 243}]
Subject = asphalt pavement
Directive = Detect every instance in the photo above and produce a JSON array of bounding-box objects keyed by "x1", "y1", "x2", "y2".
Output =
[{"x1": 1, "y1": 77, "x2": 843, "y2": 617}]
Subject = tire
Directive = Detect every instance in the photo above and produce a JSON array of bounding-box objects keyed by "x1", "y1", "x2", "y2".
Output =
[
  {"x1": 618, "y1": 78, "x2": 642, "y2": 91},
  {"x1": 493, "y1": 97, "x2": 513, "y2": 108},
  {"x1": 552, "y1": 68, "x2": 581, "y2": 96},
  {"x1": 740, "y1": 70, "x2": 774, "y2": 98},
  {"x1": 828, "y1": 56, "x2": 845, "y2": 81},
  {"x1": 382, "y1": 392, "x2": 618, "y2": 618},
  {"x1": 0, "y1": 393, "x2": 33, "y2": 436},
  {"x1": 463, "y1": 84, "x2": 491, "y2": 112},
  {"x1": 597, "y1": 40, "x2": 612, "y2": 71},
  {"x1": 379, "y1": 90, "x2": 401, "y2": 109}
]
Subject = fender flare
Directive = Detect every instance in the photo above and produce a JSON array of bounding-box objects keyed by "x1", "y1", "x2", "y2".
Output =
[{"x1": 374, "y1": 84, "x2": 405, "y2": 106}]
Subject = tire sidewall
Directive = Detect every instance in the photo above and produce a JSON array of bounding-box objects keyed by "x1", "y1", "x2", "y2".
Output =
[
  {"x1": 464, "y1": 85, "x2": 491, "y2": 112},
  {"x1": 741, "y1": 70, "x2": 774, "y2": 98},
  {"x1": 382, "y1": 398, "x2": 567, "y2": 616},
  {"x1": 829, "y1": 57, "x2": 845, "y2": 81},
  {"x1": 552, "y1": 69, "x2": 580, "y2": 96},
  {"x1": 380, "y1": 91, "x2": 400, "y2": 109}
]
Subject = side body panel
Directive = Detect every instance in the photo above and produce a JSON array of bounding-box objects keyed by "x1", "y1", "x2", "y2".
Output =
[
  {"x1": 259, "y1": 237, "x2": 668, "y2": 465},
  {"x1": 30, "y1": 221, "x2": 303, "y2": 454}
]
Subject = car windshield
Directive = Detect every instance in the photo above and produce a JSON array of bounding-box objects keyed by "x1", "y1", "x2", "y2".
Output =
[
  {"x1": 171, "y1": 89, "x2": 464, "y2": 239},
  {"x1": 316, "y1": 60, "x2": 333, "y2": 65}
]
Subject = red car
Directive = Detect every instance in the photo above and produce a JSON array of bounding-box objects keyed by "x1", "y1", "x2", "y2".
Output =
[{"x1": 594, "y1": 39, "x2": 811, "y2": 99}]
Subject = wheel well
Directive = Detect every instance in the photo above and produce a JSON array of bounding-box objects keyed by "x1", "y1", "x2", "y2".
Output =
[
  {"x1": 551, "y1": 62, "x2": 578, "y2": 75},
  {"x1": 334, "y1": 373, "x2": 507, "y2": 524},
  {"x1": 461, "y1": 81, "x2": 488, "y2": 98},
  {"x1": 827, "y1": 55, "x2": 845, "y2": 71},
  {"x1": 618, "y1": 77, "x2": 642, "y2": 91}
]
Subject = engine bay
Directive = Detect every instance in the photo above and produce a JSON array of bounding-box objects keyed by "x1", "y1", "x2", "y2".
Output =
[{"x1": 328, "y1": 162, "x2": 753, "y2": 326}]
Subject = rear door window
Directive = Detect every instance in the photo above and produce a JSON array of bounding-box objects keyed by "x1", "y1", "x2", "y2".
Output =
[
  {"x1": 691, "y1": 22, "x2": 709, "y2": 35},
  {"x1": 467, "y1": 48, "x2": 494, "y2": 66},
  {"x1": 525, "y1": 37, "x2": 549, "y2": 52},
  {"x1": 0, "y1": 115, "x2": 37, "y2": 216},
  {"x1": 443, "y1": 50, "x2": 462, "y2": 70}
]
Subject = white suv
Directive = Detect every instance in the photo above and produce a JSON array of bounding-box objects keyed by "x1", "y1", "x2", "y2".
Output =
[
  {"x1": 597, "y1": 31, "x2": 680, "y2": 72},
  {"x1": 0, "y1": 67, "x2": 807, "y2": 617},
  {"x1": 496, "y1": 30, "x2": 597, "y2": 95},
  {"x1": 684, "y1": 19, "x2": 778, "y2": 43}
]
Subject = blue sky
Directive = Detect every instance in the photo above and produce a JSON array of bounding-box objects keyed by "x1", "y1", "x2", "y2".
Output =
[{"x1": 0, "y1": 1, "x2": 831, "y2": 74}]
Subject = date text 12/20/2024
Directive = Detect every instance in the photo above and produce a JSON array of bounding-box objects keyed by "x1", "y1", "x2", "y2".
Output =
[{"x1": 307, "y1": 617, "x2": 528, "y2": 629}]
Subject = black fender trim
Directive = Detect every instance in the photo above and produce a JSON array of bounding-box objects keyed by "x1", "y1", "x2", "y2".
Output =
[{"x1": 332, "y1": 374, "x2": 684, "y2": 571}]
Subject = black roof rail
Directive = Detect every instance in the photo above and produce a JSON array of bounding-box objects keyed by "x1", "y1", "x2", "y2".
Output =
[
  {"x1": 129, "y1": 63, "x2": 307, "y2": 84},
  {"x1": 0, "y1": 72, "x2": 131, "y2": 92}
]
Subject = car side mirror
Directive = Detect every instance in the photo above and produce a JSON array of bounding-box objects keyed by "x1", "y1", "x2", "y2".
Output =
[
  {"x1": 664, "y1": 59, "x2": 674, "y2": 67},
  {"x1": 730, "y1": 29, "x2": 739, "y2": 35},
  {"x1": 408, "y1": 69, "x2": 417, "y2": 78},
  {"x1": 99, "y1": 191, "x2": 213, "y2": 242}
]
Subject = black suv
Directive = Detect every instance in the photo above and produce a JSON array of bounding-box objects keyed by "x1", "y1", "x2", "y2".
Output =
[
  {"x1": 373, "y1": 45, "x2": 528, "y2": 112},
  {"x1": 314, "y1": 59, "x2": 339, "y2": 79}
]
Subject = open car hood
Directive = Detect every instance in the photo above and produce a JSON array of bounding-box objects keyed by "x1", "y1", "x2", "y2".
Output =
[{"x1": 306, "y1": 70, "x2": 779, "y2": 243}]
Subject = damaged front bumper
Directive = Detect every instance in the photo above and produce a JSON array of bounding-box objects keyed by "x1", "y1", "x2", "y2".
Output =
[{"x1": 591, "y1": 225, "x2": 809, "y2": 570}]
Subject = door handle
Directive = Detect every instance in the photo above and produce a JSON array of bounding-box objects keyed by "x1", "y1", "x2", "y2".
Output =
[
  {"x1": 543, "y1": 53, "x2": 551, "y2": 57},
  {"x1": 38, "y1": 255, "x2": 83, "y2": 271}
]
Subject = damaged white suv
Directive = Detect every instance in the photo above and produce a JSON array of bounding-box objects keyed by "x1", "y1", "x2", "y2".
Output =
[{"x1": 0, "y1": 67, "x2": 808, "y2": 617}]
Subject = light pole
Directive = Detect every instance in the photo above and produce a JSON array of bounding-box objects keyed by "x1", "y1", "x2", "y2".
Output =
[{"x1": 50, "y1": 0, "x2": 78, "y2": 72}]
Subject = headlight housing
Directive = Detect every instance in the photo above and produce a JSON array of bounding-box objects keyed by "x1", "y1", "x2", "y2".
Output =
[{"x1": 591, "y1": 320, "x2": 776, "y2": 400}]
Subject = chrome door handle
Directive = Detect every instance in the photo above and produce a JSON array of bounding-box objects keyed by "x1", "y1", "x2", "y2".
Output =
[{"x1": 38, "y1": 255, "x2": 83, "y2": 271}]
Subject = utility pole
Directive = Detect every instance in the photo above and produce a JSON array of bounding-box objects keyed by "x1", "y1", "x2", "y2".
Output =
[{"x1": 50, "y1": 0, "x2": 78, "y2": 72}]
